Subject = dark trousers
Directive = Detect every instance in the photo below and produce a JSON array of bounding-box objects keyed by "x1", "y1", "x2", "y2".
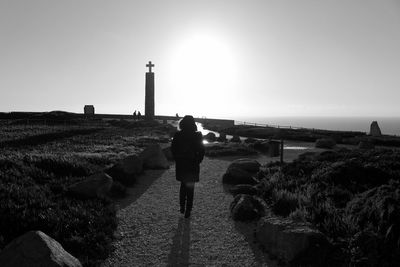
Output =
[{"x1": 179, "y1": 182, "x2": 195, "y2": 212}]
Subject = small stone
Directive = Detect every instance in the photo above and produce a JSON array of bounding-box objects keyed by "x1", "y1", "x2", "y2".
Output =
[
  {"x1": 217, "y1": 133, "x2": 227, "y2": 142},
  {"x1": 230, "y1": 135, "x2": 241, "y2": 143}
]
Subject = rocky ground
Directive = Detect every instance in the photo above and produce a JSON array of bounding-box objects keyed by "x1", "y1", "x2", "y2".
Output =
[
  {"x1": 0, "y1": 118, "x2": 335, "y2": 266},
  {"x1": 102, "y1": 156, "x2": 277, "y2": 266},
  {"x1": 101, "y1": 143, "x2": 317, "y2": 267}
]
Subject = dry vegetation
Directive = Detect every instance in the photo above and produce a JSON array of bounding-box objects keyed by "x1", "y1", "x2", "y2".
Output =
[
  {"x1": 0, "y1": 119, "x2": 175, "y2": 266},
  {"x1": 257, "y1": 148, "x2": 400, "y2": 266},
  {"x1": 220, "y1": 124, "x2": 400, "y2": 147}
]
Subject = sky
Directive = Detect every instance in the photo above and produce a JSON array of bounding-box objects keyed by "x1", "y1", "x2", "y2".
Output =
[{"x1": 1, "y1": 0, "x2": 400, "y2": 120}]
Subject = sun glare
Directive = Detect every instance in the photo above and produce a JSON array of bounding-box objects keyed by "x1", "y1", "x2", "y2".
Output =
[{"x1": 167, "y1": 32, "x2": 238, "y2": 117}]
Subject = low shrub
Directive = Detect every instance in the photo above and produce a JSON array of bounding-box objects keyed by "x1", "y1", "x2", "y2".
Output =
[
  {"x1": 315, "y1": 138, "x2": 336, "y2": 149},
  {"x1": 289, "y1": 207, "x2": 308, "y2": 223},
  {"x1": 271, "y1": 189, "x2": 299, "y2": 217},
  {"x1": 0, "y1": 155, "x2": 117, "y2": 266},
  {"x1": 257, "y1": 148, "x2": 400, "y2": 265},
  {"x1": 34, "y1": 157, "x2": 92, "y2": 178},
  {"x1": 0, "y1": 128, "x2": 102, "y2": 148}
]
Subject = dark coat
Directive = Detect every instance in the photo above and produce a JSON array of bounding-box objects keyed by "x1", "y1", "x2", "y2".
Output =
[{"x1": 171, "y1": 130, "x2": 205, "y2": 183}]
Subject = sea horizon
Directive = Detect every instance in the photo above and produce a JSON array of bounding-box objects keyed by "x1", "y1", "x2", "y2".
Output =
[{"x1": 226, "y1": 116, "x2": 400, "y2": 136}]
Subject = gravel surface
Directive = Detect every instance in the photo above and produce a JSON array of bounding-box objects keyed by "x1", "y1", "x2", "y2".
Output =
[{"x1": 102, "y1": 157, "x2": 277, "y2": 267}]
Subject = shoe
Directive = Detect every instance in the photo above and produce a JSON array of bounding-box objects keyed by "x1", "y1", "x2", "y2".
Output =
[
  {"x1": 180, "y1": 206, "x2": 185, "y2": 214},
  {"x1": 184, "y1": 210, "x2": 191, "y2": 218}
]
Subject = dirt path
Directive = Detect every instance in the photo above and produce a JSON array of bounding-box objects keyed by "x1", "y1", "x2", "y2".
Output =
[{"x1": 102, "y1": 156, "x2": 278, "y2": 266}]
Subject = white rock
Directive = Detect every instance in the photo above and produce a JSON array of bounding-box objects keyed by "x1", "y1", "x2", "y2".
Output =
[
  {"x1": 68, "y1": 172, "x2": 113, "y2": 198},
  {"x1": 0, "y1": 231, "x2": 82, "y2": 267},
  {"x1": 139, "y1": 144, "x2": 169, "y2": 169}
]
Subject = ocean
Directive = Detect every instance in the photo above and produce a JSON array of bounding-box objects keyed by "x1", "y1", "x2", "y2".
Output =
[{"x1": 230, "y1": 117, "x2": 400, "y2": 136}]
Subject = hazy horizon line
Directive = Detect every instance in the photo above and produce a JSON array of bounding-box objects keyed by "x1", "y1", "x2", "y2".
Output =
[{"x1": 1, "y1": 109, "x2": 400, "y2": 119}]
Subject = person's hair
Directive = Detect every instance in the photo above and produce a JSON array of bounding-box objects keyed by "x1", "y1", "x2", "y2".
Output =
[{"x1": 179, "y1": 115, "x2": 197, "y2": 132}]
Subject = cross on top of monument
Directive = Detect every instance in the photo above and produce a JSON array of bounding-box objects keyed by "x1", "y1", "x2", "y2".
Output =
[{"x1": 146, "y1": 61, "x2": 154, "y2": 73}]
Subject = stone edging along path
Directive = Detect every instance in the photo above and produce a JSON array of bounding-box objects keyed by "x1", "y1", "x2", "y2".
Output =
[{"x1": 102, "y1": 156, "x2": 277, "y2": 266}]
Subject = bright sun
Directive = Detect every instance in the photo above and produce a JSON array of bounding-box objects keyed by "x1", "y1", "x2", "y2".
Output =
[{"x1": 167, "y1": 32, "x2": 238, "y2": 117}]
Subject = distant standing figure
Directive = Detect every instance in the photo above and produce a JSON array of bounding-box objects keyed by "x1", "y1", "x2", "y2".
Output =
[
  {"x1": 138, "y1": 111, "x2": 142, "y2": 120},
  {"x1": 176, "y1": 113, "x2": 179, "y2": 118},
  {"x1": 133, "y1": 110, "x2": 137, "y2": 120},
  {"x1": 171, "y1": 115, "x2": 205, "y2": 218}
]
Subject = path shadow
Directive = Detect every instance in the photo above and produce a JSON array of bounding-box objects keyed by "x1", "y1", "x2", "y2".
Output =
[
  {"x1": 167, "y1": 217, "x2": 191, "y2": 267},
  {"x1": 114, "y1": 169, "x2": 167, "y2": 209},
  {"x1": 234, "y1": 221, "x2": 278, "y2": 266}
]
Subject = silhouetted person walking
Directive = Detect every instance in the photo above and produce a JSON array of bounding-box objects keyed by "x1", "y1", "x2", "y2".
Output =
[
  {"x1": 171, "y1": 115, "x2": 205, "y2": 218},
  {"x1": 138, "y1": 111, "x2": 142, "y2": 120}
]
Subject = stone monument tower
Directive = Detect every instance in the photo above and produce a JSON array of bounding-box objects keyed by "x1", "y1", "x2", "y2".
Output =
[
  {"x1": 370, "y1": 121, "x2": 382, "y2": 136},
  {"x1": 145, "y1": 61, "x2": 155, "y2": 121}
]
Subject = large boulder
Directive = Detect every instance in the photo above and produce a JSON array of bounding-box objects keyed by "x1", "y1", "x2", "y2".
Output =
[
  {"x1": 230, "y1": 194, "x2": 267, "y2": 221},
  {"x1": 68, "y1": 172, "x2": 113, "y2": 198},
  {"x1": 223, "y1": 166, "x2": 258, "y2": 185},
  {"x1": 256, "y1": 216, "x2": 330, "y2": 265},
  {"x1": 105, "y1": 155, "x2": 143, "y2": 186},
  {"x1": 229, "y1": 184, "x2": 258, "y2": 196},
  {"x1": 139, "y1": 144, "x2": 169, "y2": 169},
  {"x1": 222, "y1": 158, "x2": 261, "y2": 185},
  {"x1": 229, "y1": 158, "x2": 261, "y2": 173},
  {"x1": 0, "y1": 231, "x2": 82, "y2": 267},
  {"x1": 370, "y1": 121, "x2": 382, "y2": 136},
  {"x1": 204, "y1": 132, "x2": 217, "y2": 142}
]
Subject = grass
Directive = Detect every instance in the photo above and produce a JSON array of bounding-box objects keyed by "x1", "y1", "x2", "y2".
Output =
[
  {"x1": 0, "y1": 154, "x2": 116, "y2": 266},
  {"x1": 257, "y1": 148, "x2": 400, "y2": 266},
  {"x1": 0, "y1": 120, "x2": 172, "y2": 266}
]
